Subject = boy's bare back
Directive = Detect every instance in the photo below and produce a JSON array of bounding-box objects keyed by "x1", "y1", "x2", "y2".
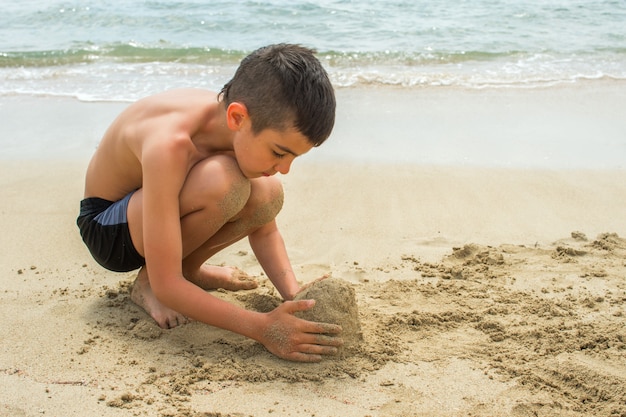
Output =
[{"x1": 84, "y1": 89, "x2": 222, "y2": 202}]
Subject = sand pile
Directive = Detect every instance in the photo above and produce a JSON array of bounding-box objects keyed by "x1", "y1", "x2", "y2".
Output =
[{"x1": 294, "y1": 277, "x2": 363, "y2": 354}]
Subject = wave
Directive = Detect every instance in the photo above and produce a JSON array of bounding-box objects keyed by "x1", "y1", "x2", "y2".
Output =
[
  {"x1": 0, "y1": 43, "x2": 247, "y2": 67},
  {"x1": 1, "y1": 43, "x2": 626, "y2": 100},
  {"x1": 0, "y1": 45, "x2": 497, "y2": 68},
  {"x1": 3, "y1": 42, "x2": 626, "y2": 68}
]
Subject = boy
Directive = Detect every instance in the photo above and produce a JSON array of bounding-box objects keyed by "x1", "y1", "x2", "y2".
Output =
[{"x1": 77, "y1": 44, "x2": 342, "y2": 362}]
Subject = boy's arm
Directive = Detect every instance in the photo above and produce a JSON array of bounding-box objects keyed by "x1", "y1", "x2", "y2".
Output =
[
  {"x1": 248, "y1": 220, "x2": 300, "y2": 300},
  {"x1": 139, "y1": 137, "x2": 265, "y2": 333}
]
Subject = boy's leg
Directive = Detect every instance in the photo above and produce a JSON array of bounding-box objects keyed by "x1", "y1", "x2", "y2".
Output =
[
  {"x1": 181, "y1": 170, "x2": 284, "y2": 288},
  {"x1": 127, "y1": 155, "x2": 284, "y2": 327}
]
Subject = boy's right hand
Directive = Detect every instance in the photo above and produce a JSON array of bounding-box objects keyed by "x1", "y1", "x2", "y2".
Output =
[{"x1": 260, "y1": 299, "x2": 343, "y2": 362}]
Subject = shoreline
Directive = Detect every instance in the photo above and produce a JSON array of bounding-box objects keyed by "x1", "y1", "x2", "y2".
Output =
[{"x1": 1, "y1": 79, "x2": 625, "y2": 169}]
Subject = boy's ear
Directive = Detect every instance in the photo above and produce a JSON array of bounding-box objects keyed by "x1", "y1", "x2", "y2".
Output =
[{"x1": 226, "y1": 102, "x2": 249, "y2": 131}]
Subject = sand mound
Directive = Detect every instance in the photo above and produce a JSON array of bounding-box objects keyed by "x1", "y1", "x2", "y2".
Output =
[{"x1": 293, "y1": 277, "x2": 363, "y2": 354}]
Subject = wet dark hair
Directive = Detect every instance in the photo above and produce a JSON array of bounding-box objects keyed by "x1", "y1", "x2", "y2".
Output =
[{"x1": 219, "y1": 44, "x2": 335, "y2": 146}]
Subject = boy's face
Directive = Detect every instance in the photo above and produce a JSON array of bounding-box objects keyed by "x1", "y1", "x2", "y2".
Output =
[{"x1": 233, "y1": 126, "x2": 313, "y2": 179}]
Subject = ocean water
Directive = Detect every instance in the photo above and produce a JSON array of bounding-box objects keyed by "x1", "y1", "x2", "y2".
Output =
[{"x1": 1, "y1": 0, "x2": 626, "y2": 101}]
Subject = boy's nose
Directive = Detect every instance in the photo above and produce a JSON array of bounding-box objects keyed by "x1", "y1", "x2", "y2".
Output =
[{"x1": 276, "y1": 159, "x2": 293, "y2": 175}]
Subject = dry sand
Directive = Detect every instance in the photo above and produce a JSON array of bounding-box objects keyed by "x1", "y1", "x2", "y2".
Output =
[{"x1": 1, "y1": 157, "x2": 625, "y2": 417}]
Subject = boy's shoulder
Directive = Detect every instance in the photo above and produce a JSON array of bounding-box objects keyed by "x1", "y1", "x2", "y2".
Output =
[
  {"x1": 105, "y1": 89, "x2": 219, "y2": 152},
  {"x1": 123, "y1": 88, "x2": 219, "y2": 130}
]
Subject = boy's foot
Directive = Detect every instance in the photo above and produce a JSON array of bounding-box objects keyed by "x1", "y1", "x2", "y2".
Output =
[
  {"x1": 188, "y1": 265, "x2": 259, "y2": 291},
  {"x1": 130, "y1": 267, "x2": 189, "y2": 329}
]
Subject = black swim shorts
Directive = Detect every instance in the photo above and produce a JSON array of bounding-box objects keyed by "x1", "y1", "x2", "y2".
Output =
[{"x1": 76, "y1": 193, "x2": 145, "y2": 272}]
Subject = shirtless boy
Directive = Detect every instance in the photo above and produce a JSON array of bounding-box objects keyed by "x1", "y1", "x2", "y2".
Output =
[{"x1": 76, "y1": 44, "x2": 342, "y2": 362}]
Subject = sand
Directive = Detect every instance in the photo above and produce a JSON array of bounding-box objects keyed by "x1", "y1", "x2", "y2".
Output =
[{"x1": 1, "y1": 85, "x2": 626, "y2": 416}]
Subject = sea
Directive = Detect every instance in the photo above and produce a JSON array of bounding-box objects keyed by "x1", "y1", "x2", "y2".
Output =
[
  {"x1": 1, "y1": 0, "x2": 625, "y2": 167},
  {"x1": 1, "y1": 0, "x2": 625, "y2": 101}
]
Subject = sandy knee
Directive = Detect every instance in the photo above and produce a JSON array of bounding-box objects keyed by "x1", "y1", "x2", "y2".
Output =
[
  {"x1": 182, "y1": 155, "x2": 251, "y2": 219},
  {"x1": 242, "y1": 177, "x2": 284, "y2": 227}
]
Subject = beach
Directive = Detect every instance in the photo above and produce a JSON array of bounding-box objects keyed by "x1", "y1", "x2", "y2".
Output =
[{"x1": 1, "y1": 83, "x2": 626, "y2": 417}]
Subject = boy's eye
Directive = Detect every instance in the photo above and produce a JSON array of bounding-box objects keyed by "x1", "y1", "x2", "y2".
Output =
[{"x1": 273, "y1": 150, "x2": 286, "y2": 159}]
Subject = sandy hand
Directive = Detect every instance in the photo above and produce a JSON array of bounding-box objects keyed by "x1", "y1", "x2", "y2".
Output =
[{"x1": 260, "y1": 299, "x2": 343, "y2": 362}]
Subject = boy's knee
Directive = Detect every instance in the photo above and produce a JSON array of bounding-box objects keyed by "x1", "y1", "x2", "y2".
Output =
[
  {"x1": 193, "y1": 155, "x2": 251, "y2": 218},
  {"x1": 245, "y1": 177, "x2": 284, "y2": 227}
]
